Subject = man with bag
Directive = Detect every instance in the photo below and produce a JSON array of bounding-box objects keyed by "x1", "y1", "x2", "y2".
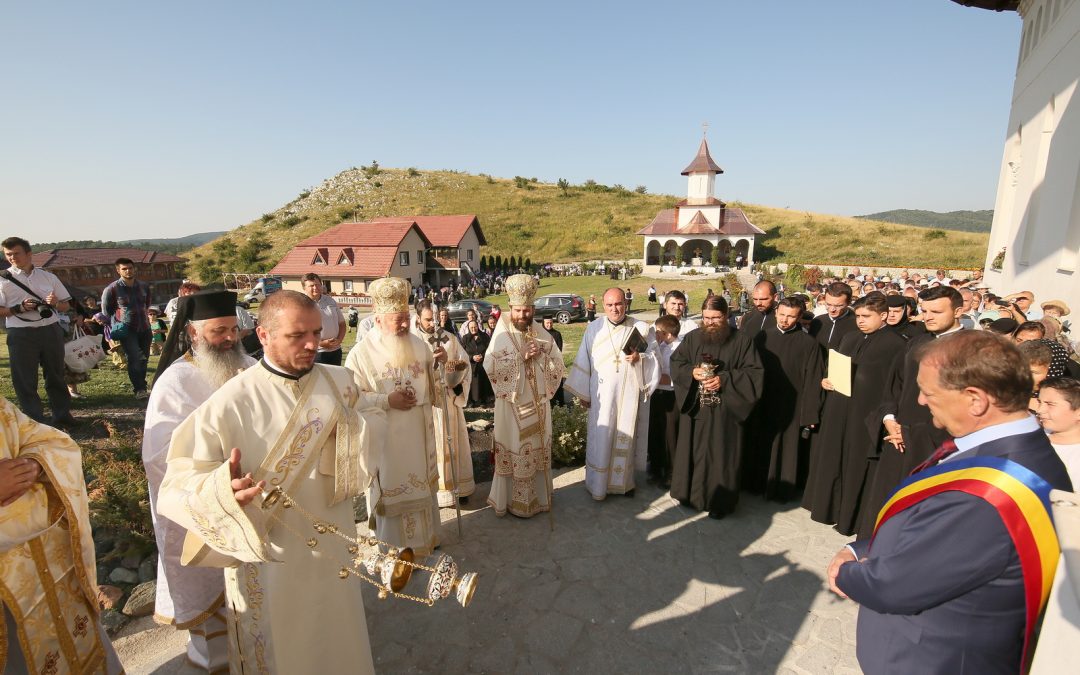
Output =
[
  {"x1": 0, "y1": 236, "x2": 77, "y2": 427},
  {"x1": 101, "y1": 257, "x2": 153, "y2": 399}
]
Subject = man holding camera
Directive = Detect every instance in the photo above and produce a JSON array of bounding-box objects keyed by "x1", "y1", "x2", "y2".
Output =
[{"x1": 0, "y1": 236, "x2": 76, "y2": 427}]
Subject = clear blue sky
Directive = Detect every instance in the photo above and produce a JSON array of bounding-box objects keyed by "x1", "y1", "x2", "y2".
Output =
[{"x1": 0, "y1": 1, "x2": 1021, "y2": 243}]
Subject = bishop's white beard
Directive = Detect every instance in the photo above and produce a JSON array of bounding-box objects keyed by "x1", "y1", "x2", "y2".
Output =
[
  {"x1": 192, "y1": 339, "x2": 249, "y2": 389},
  {"x1": 383, "y1": 332, "x2": 418, "y2": 369}
]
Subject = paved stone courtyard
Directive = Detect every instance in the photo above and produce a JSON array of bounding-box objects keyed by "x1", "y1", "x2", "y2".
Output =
[{"x1": 115, "y1": 467, "x2": 859, "y2": 674}]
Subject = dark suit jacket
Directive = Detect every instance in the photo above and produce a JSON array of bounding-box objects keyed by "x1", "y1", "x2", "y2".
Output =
[{"x1": 837, "y1": 429, "x2": 1072, "y2": 674}]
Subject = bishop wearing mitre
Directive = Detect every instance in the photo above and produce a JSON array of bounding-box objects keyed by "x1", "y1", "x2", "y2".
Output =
[{"x1": 485, "y1": 274, "x2": 565, "y2": 517}]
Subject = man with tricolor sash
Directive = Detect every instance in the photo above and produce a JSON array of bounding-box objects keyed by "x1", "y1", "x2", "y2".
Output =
[{"x1": 827, "y1": 331, "x2": 1072, "y2": 674}]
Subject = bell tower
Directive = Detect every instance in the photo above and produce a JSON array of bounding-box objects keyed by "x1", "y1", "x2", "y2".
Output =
[{"x1": 681, "y1": 133, "x2": 724, "y2": 206}]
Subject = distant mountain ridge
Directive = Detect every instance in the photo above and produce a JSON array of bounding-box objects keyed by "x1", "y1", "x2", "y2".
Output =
[
  {"x1": 855, "y1": 209, "x2": 993, "y2": 233},
  {"x1": 36, "y1": 231, "x2": 228, "y2": 255}
]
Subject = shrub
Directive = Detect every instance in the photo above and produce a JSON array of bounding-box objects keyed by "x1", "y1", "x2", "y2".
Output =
[
  {"x1": 514, "y1": 176, "x2": 529, "y2": 189},
  {"x1": 551, "y1": 401, "x2": 588, "y2": 466},
  {"x1": 83, "y1": 421, "x2": 154, "y2": 559},
  {"x1": 407, "y1": 167, "x2": 420, "y2": 177},
  {"x1": 362, "y1": 160, "x2": 381, "y2": 178},
  {"x1": 260, "y1": 213, "x2": 275, "y2": 223},
  {"x1": 634, "y1": 185, "x2": 648, "y2": 194},
  {"x1": 924, "y1": 229, "x2": 947, "y2": 240},
  {"x1": 298, "y1": 190, "x2": 311, "y2": 199}
]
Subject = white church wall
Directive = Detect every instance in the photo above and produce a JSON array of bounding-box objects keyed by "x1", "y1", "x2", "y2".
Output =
[{"x1": 984, "y1": 0, "x2": 1080, "y2": 316}]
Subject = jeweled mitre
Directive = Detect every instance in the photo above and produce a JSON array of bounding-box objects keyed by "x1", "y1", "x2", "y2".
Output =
[
  {"x1": 369, "y1": 277, "x2": 410, "y2": 314},
  {"x1": 505, "y1": 274, "x2": 537, "y2": 307}
]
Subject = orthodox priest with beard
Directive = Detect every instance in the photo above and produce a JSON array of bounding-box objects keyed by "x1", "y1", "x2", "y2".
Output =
[
  {"x1": 157, "y1": 291, "x2": 388, "y2": 674},
  {"x1": 411, "y1": 299, "x2": 475, "y2": 507},
  {"x1": 484, "y1": 274, "x2": 565, "y2": 517},
  {"x1": 345, "y1": 277, "x2": 444, "y2": 555},
  {"x1": 670, "y1": 295, "x2": 763, "y2": 518},
  {"x1": 143, "y1": 290, "x2": 255, "y2": 672},
  {"x1": 566, "y1": 287, "x2": 659, "y2": 500}
]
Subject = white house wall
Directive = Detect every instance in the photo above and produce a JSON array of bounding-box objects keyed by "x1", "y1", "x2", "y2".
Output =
[
  {"x1": 458, "y1": 227, "x2": 480, "y2": 266},
  {"x1": 388, "y1": 229, "x2": 427, "y2": 288},
  {"x1": 984, "y1": 0, "x2": 1080, "y2": 315}
]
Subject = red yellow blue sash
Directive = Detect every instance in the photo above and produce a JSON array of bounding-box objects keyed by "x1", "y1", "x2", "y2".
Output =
[{"x1": 872, "y1": 456, "x2": 1058, "y2": 669}]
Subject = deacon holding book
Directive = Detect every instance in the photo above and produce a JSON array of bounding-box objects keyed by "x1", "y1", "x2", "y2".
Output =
[{"x1": 566, "y1": 287, "x2": 659, "y2": 499}]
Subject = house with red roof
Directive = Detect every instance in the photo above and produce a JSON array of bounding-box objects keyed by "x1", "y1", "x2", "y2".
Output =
[
  {"x1": 3, "y1": 248, "x2": 187, "y2": 304},
  {"x1": 269, "y1": 215, "x2": 485, "y2": 300},
  {"x1": 637, "y1": 137, "x2": 764, "y2": 272}
]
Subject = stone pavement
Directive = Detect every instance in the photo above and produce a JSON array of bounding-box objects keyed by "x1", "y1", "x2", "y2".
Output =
[{"x1": 114, "y1": 468, "x2": 859, "y2": 674}]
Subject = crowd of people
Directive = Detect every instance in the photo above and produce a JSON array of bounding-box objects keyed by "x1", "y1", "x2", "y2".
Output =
[{"x1": 3, "y1": 243, "x2": 1080, "y2": 672}]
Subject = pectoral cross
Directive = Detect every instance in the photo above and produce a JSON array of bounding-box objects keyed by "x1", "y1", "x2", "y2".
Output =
[{"x1": 613, "y1": 353, "x2": 620, "y2": 373}]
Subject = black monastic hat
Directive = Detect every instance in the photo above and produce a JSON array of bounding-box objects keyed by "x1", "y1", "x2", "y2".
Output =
[{"x1": 153, "y1": 290, "x2": 238, "y2": 385}]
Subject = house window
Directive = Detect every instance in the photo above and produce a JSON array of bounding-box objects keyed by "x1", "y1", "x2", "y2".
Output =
[
  {"x1": 468, "y1": 250, "x2": 474, "y2": 261},
  {"x1": 417, "y1": 250, "x2": 425, "y2": 264},
  {"x1": 337, "y1": 252, "x2": 351, "y2": 265},
  {"x1": 343, "y1": 280, "x2": 353, "y2": 292},
  {"x1": 399, "y1": 251, "x2": 410, "y2": 266},
  {"x1": 312, "y1": 251, "x2": 327, "y2": 265}
]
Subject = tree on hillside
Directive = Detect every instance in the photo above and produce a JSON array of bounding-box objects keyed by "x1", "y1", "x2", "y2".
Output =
[
  {"x1": 494, "y1": 254, "x2": 502, "y2": 270},
  {"x1": 524, "y1": 257, "x2": 531, "y2": 271},
  {"x1": 557, "y1": 178, "x2": 570, "y2": 196},
  {"x1": 236, "y1": 230, "x2": 270, "y2": 269}
]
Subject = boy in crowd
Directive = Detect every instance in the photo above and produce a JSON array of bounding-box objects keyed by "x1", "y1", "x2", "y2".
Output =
[{"x1": 1037, "y1": 376, "x2": 1080, "y2": 486}]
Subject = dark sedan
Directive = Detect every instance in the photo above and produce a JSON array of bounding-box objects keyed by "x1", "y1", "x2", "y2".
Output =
[
  {"x1": 533, "y1": 294, "x2": 586, "y2": 324},
  {"x1": 446, "y1": 299, "x2": 496, "y2": 323}
]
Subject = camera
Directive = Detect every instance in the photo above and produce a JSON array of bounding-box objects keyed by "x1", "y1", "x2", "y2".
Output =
[{"x1": 20, "y1": 298, "x2": 53, "y2": 318}]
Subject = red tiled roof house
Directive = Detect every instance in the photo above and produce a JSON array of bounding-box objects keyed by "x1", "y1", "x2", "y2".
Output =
[
  {"x1": 4, "y1": 248, "x2": 187, "y2": 304},
  {"x1": 269, "y1": 215, "x2": 485, "y2": 299}
]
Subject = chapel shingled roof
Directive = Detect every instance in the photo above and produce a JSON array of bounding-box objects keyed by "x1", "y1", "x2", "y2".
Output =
[
  {"x1": 635, "y1": 208, "x2": 765, "y2": 237},
  {"x1": 680, "y1": 138, "x2": 724, "y2": 176}
]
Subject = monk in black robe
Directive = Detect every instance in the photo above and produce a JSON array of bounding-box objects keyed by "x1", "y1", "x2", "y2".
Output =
[
  {"x1": 743, "y1": 298, "x2": 823, "y2": 502},
  {"x1": 670, "y1": 295, "x2": 763, "y2": 518},
  {"x1": 809, "y1": 281, "x2": 858, "y2": 356},
  {"x1": 859, "y1": 286, "x2": 964, "y2": 537},
  {"x1": 884, "y1": 294, "x2": 926, "y2": 342},
  {"x1": 810, "y1": 294, "x2": 907, "y2": 535},
  {"x1": 461, "y1": 320, "x2": 493, "y2": 406},
  {"x1": 738, "y1": 280, "x2": 778, "y2": 340}
]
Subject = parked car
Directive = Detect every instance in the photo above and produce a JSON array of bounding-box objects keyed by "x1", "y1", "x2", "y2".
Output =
[
  {"x1": 533, "y1": 294, "x2": 586, "y2": 324},
  {"x1": 446, "y1": 299, "x2": 496, "y2": 323}
]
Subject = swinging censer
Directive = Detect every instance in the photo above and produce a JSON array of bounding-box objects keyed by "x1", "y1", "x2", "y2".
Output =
[{"x1": 260, "y1": 486, "x2": 478, "y2": 608}]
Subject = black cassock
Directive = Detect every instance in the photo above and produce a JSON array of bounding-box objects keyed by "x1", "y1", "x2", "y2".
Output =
[
  {"x1": 461, "y1": 331, "x2": 493, "y2": 406},
  {"x1": 859, "y1": 329, "x2": 956, "y2": 537},
  {"x1": 809, "y1": 310, "x2": 858, "y2": 356},
  {"x1": 743, "y1": 326, "x2": 824, "y2": 502},
  {"x1": 803, "y1": 328, "x2": 905, "y2": 534},
  {"x1": 670, "y1": 328, "x2": 763, "y2": 516}
]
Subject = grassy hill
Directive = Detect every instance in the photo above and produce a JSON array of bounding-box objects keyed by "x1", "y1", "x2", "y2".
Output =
[
  {"x1": 183, "y1": 166, "x2": 990, "y2": 284},
  {"x1": 855, "y1": 209, "x2": 993, "y2": 233}
]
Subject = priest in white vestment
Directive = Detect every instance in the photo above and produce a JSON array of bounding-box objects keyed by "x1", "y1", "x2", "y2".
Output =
[
  {"x1": 485, "y1": 275, "x2": 565, "y2": 517},
  {"x1": 1, "y1": 398, "x2": 122, "y2": 674},
  {"x1": 157, "y1": 291, "x2": 388, "y2": 674},
  {"x1": 143, "y1": 290, "x2": 256, "y2": 672},
  {"x1": 345, "y1": 277, "x2": 443, "y2": 555},
  {"x1": 411, "y1": 301, "x2": 475, "y2": 507},
  {"x1": 565, "y1": 287, "x2": 659, "y2": 499}
]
